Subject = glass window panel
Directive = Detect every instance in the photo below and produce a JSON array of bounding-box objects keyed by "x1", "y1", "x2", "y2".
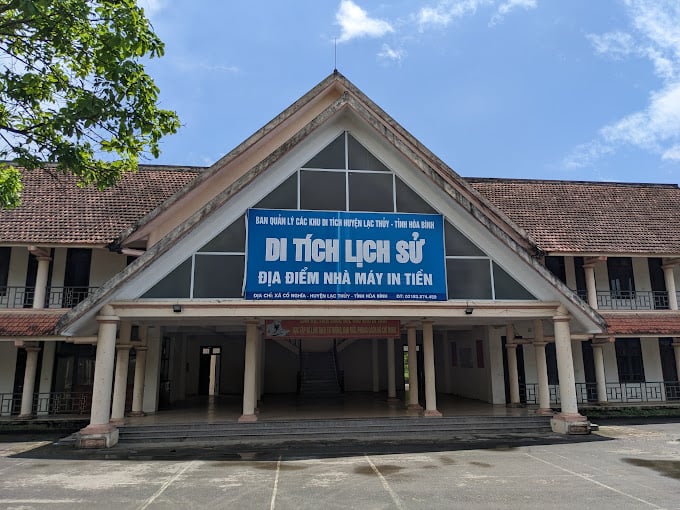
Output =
[
  {"x1": 143, "y1": 258, "x2": 191, "y2": 298},
  {"x1": 193, "y1": 255, "x2": 245, "y2": 298},
  {"x1": 348, "y1": 134, "x2": 389, "y2": 171},
  {"x1": 300, "y1": 170, "x2": 346, "y2": 210},
  {"x1": 444, "y1": 221, "x2": 485, "y2": 256},
  {"x1": 198, "y1": 215, "x2": 246, "y2": 253},
  {"x1": 254, "y1": 173, "x2": 298, "y2": 210},
  {"x1": 395, "y1": 177, "x2": 436, "y2": 214},
  {"x1": 302, "y1": 133, "x2": 345, "y2": 169},
  {"x1": 615, "y1": 338, "x2": 645, "y2": 383},
  {"x1": 493, "y1": 262, "x2": 535, "y2": 300},
  {"x1": 446, "y1": 259, "x2": 492, "y2": 299},
  {"x1": 348, "y1": 172, "x2": 393, "y2": 212}
]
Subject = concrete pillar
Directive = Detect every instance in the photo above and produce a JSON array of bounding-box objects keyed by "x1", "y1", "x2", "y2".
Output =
[
  {"x1": 532, "y1": 320, "x2": 552, "y2": 415},
  {"x1": 592, "y1": 342, "x2": 608, "y2": 403},
  {"x1": 551, "y1": 307, "x2": 589, "y2": 434},
  {"x1": 32, "y1": 256, "x2": 51, "y2": 309},
  {"x1": 422, "y1": 321, "x2": 441, "y2": 417},
  {"x1": 142, "y1": 326, "x2": 161, "y2": 414},
  {"x1": 372, "y1": 338, "x2": 379, "y2": 392},
  {"x1": 18, "y1": 345, "x2": 41, "y2": 418},
  {"x1": 386, "y1": 338, "x2": 397, "y2": 400},
  {"x1": 110, "y1": 322, "x2": 132, "y2": 423},
  {"x1": 239, "y1": 320, "x2": 259, "y2": 422},
  {"x1": 663, "y1": 264, "x2": 678, "y2": 311},
  {"x1": 406, "y1": 324, "x2": 421, "y2": 411},
  {"x1": 584, "y1": 264, "x2": 598, "y2": 309},
  {"x1": 77, "y1": 305, "x2": 120, "y2": 448},
  {"x1": 129, "y1": 326, "x2": 148, "y2": 417},
  {"x1": 505, "y1": 324, "x2": 521, "y2": 406}
]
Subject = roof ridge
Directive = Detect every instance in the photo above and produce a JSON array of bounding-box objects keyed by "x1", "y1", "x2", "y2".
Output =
[{"x1": 464, "y1": 177, "x2": 679, "y2": 189}]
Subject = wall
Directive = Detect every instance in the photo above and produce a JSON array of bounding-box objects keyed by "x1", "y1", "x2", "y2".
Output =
[
  {"x1": 7, "y1": 247, "x2": 28, "y2": 287},
  {"x1": 340, "y1": 340, "x2": 379, "y2": 391},
  {"x1": 447, "y1": 327, "x2": 491, "y2": 402},
  {"x1": 0, "y1": 342, "x2": 17, "y2": 395},
  {"x1": 632, "y1": 258, "x2": 652, "y2": 291},
  {"x1": 264, "y1": 340, "x2": 298, "y2": 393},
  {"x1": 89, "y1": 249, "x2": 127, "y2": 287},
  {"x1": 641, "y1": 337, "x2": 664, "y2": 382}
]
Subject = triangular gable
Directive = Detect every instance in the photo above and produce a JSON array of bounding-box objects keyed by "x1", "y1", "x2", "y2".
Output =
[{"x1": 58, "y1": 72, "x2": 605, "y2": 336}]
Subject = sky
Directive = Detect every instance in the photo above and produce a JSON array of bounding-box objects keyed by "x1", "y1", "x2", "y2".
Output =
[{"x1": 137, "y1": 0, "x2": 680, "y2": 184}]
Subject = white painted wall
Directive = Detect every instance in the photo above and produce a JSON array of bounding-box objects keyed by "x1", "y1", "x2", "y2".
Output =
[
  {"x1": 0, "y1": 342, "x2": 17, "y2": 400},
  {"x1": 7, "y1": 247, "x2": 28, "y2": 287},
  {"x1": 595, "y1": 262, "x2": 609, "y2": 291},
  {"x1": 448, "y1": 327, "x2": 491, "y2": 402},
  {"x1": 89, "y1": 249, "x2": 127, "y2": 287},
  {"x1": 641, "y1": 337, "x2": 663, "y2": 382},
  {"x1": 50, "y1": 248, "x2": 66, "y2": 288},
  {"x1": 564, "y1": 256, "x2": 577, "y2": 290},
  {"x1": 487, "y1": 327, "x2": 506, "y2": 404},
  {"x1": 572, "y1": 340, "x2": 586, "y2": 384},
  {"x1": 633, "y1": 258, "x2": 651, "y2": 291},
  {"x1": 603, "y1": 342, "x2": 619, "y2": 383}
]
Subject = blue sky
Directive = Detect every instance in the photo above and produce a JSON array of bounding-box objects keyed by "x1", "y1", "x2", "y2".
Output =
[{"x1": 138, "y1": 0, "x2": 680, "y2": 184}]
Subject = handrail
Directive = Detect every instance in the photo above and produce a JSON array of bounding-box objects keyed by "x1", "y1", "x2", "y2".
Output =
[{"x1": 0, "y1": 286, "x2": 98, "y2": 309}]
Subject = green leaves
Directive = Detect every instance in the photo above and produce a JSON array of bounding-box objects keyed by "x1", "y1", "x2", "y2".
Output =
[{"x1": 0, "y1": 0, "x2": 180, "y2": 208}]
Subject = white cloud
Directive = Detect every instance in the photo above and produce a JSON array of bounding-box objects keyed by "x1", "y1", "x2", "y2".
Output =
[
  {"x1": 568, "y1": 0, "x2": 680, "y2": 169},
  {"x1": 417, "y1": 0, "x2": 492, "y2": 30},
  {"x1": 173, "y1": 57, "x2": 240, "y2": 75},
  {"x1": 490, "y1": 0, "x2": 537, "y2": 26},
  {"x1": 336, "y1": 0, "x2": 394, "y2": 43},
  {"x1": 587, "y1": 31, "x2": 635, "y2": 59},
  {"x1": 563, "y1": 141, "x2": 614, "y2": 169},
  {"x1": 378, "y1": 44, "x2": 406, "y2": 63}
]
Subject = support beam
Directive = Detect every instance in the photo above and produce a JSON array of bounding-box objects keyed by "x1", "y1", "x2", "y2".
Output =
[
  {"x1": 18, "y1": 345, "x2": 41, "y2": 419},
  {"x1": 129, "y1": 326, "x2": 148, "y2": 417},
  {"x1": 32, "y1": 256, "x2": 51, "y2": 309},
  {"x1": 551, "y1": 307, "x2": 589, "y2": 434},
  {"x1": 110, "y1": 322, "x2": 132, "y2": 423},
  {"x1": 422, "y1": 320, "x2": 441, "y2": 417},
  {"x1": 505, "y1": 324, "x2": 521, "y2": 406},
  {"x1": 77, "y1": 305, "x2": 120, "y2": 448},
  {"x1": 592, "y1": 342, "x2": 608, "y2": 404},
  {"x1": 239, "y1": 320, "x2": 259, "y2": 422},
  {"x1": 532, "y1": 319, "x2": 552, "y2": 415},
  {"x1": 663, "y1": 264, "x2": 678, "y2": 311},
  {"x1": 386, "y1": 338, "x2": 397, "y2": 401},
  {"x1": 406, "y1": 324, "x2": 421, "y2": 411}
]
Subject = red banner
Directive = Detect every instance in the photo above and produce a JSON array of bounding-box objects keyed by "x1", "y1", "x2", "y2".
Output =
[{"x1": 264, "y1": 319, "x2": 401, "y2": 339}]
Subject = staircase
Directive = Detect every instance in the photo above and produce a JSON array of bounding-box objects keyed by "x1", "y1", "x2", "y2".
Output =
[
  {"x1": 299, "y1": 351, "x2": 341, "y2": 395},
  {"x1": 115, "y1": 415, "x2": 555, "y2": 447}
]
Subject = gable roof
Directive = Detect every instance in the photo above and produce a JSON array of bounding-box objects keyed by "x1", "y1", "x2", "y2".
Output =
[
  {"x1": 56, "y1": 72, "x2": 605, "y2": 336},
  {"x1": 468, "y1": 178, "x2": 680, "y2": 256},
  {"x1": 0, "y1": 165, "x2": 202, "y2": 246}
]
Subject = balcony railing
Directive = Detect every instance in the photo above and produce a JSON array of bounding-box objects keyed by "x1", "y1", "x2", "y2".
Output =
[
  {"x1": 0, "y1": 392, "x2": 92, "y2": 416},
  {"x1": 521, "y1": 381, "x2": 680, "y2": 405},
  {"x1": 572, "y1": 289, "x2": 671, "y2": 310},
  {"x1": 0, "y1": 286, "x2": 98, "y2": 309}
]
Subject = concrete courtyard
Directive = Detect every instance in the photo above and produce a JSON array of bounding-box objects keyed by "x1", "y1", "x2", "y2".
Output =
[{"x1": 0, "y1": 419, "x2": 679, "y2": 509}]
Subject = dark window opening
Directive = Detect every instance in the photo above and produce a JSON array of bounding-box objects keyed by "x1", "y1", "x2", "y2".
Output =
[
  {"x1": 607, "y1": 257, "x2": 635, "y2": 299},
  {"x1": 615, "y1": 338, "x2": 645, "y2": 383}
]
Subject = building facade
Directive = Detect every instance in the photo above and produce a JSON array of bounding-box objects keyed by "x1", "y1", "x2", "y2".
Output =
[{"x1": 1, "y1": 73, "x2": 679, "y2": 447}]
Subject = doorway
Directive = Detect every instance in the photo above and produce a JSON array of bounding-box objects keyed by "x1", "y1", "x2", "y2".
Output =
[{"x1": 198, "y1": 346, "x2": 221, "y2": 396}]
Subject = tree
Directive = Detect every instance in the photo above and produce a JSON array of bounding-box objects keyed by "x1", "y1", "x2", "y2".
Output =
[{"x1": 0, "y1": 0, "x2": 180, "y2": 208}]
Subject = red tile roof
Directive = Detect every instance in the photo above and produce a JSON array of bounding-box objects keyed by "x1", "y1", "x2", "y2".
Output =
[
  {"x1": 0, "y1": 166, "x2": 202, "y2": 245},
  {"x1": 0, "y1": 311, "x2": 65, "y2": 336},
  {"x1": 468, "y1": 178, "x2": 680, "y2": 255},
  {"x1": 601, "y1": 312, "x2": 680, "y2": 336}
]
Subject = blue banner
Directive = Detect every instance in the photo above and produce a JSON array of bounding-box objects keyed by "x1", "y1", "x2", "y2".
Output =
[{"x1": 244, "y1": 209, "x2": 447, "y2": 301}]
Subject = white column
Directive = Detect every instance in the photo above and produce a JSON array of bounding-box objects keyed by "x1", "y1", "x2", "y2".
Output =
[
  {"x1": 422, "y1": 321, "x2": 441, "y2": 417},
  {"x1": 407, "y1": 324, "x2": 421, "y2": 410},
  {"x1": 129, "y1": 326, "x2": 147, "y2": 417},
  {"x1": 506, "y1": 324, "x2": 521, "y2": 406},
  {"x1": 32, "y1": 256, "x2": 51, "y2": 309},
  {"x1": 372, "y1": 338, "x2": 379, "y2": 392},
  {"x1": 18, "y1": 345, "x2": 41, "y2": 418},
  {"x1": 553, "y1": 307, "x2": 583, "y2": 418},
  {"x1": 533, "y1": 320, "x2": 552, "y2": 414},
  {"x1": 110, "y1": 322, "x2": 132, "y2": 423},
  {"x1": 77, "y1": 306, "x2": 120, "y2": 448},
  {"x1": 584, "y1": 264, "x2": 598, "y2": 309},
  {"x1": 592, "y1": 342, "x2": 608, "y2": 403},
  {"x1": 386, "y1": 338, "x2": 397, "y2": 400},
  {"x1": 239, "y1": 320, "x2": 259, "y2": 422},
  {"x1": 663, "y1": 264, "x2": 678, "y2": 311}
]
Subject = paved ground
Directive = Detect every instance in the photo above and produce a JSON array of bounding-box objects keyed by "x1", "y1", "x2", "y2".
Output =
[{"x1": 0, "y1": 419, "x2": 679, "y2": 509}]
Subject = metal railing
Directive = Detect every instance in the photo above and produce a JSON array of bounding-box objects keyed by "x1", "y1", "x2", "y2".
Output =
[
  {"x1": 0, "y1": 286, "x2": 98, "y2": 309},
  {"x1": 572, "y1": 289, "x2": 670, "y2": 310},
  {"x1": 0, "y1": 392, "x2": 92, "y2": 416},
  {"x1": 521, "y1": 381, "x2": 680, "y2": 405}
]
